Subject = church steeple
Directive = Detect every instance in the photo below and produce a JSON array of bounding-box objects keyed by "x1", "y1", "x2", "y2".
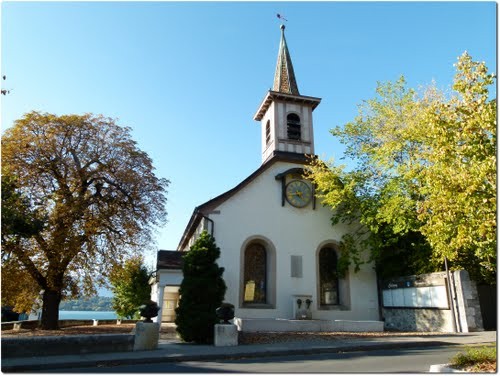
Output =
[
  {"x1": 254, "y1": 25, "x2": 321, "y2": 165},
  {"x1": 273, "y1": 25, "x2": 299, "y2": 95}
]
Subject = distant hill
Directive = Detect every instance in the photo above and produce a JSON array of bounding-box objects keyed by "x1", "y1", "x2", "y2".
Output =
[{"x1": 59, "y1": 296, "x2": 113, "y2": 311}]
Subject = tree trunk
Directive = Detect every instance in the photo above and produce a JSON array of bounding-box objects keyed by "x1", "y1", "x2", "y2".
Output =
[{"x1": 39, "y1": 289, "x2": 61, "y2": 330}]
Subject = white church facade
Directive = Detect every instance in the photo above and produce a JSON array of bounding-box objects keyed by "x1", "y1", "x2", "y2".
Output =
[{"x1": 151, "y1": 25, "x2": 381, "y2": 330}]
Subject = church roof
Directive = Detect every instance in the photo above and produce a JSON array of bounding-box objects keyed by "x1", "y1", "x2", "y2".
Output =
[
  {"x1": 157, "y1": 250, "x2": 183, "y2": 270},
  {"x1": 273, "y1": 25, "x2": 299, "y2": 95},
  {"x1": 254, "y1": 91, "x2": 321, "y2": 121}
]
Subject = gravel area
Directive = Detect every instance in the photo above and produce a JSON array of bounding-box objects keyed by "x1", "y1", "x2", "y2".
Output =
[
  {"x1": 238, "y1": 330, "x2": 448, "y2": 344},
  {"x1": 1, "y1": 324, "x2": 447, "y2": 344}
]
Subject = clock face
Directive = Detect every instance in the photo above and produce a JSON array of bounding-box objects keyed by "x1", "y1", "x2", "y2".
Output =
[{"x1": 285, "y1": 180, "x2": 312, "y2": 208}]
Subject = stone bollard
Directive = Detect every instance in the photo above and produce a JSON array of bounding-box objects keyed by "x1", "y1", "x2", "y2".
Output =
[
  {"x1": 214, "y1": 324, "x2": 238, "y2": 347},
  {"x1": 133, "y1": 322, "x2": 160, "y2": 351},
  {"x1": 93, "y1": 319, "x2": 99, "y2": 326},
  {"x1": 13, "y1": 322, "x2": 22, "y2": 331},
  {"x1": 116, "y1": 319, "x2": 122, "y2": 325}
]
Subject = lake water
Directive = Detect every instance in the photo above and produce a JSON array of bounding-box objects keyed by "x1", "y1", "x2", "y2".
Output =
[{"x1": 59, "y1": 310, "x2": 118, "y2": 320}]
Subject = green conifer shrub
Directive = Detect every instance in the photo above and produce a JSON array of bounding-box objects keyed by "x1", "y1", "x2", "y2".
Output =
[{"x1": 175, "y1": 231, "x2": 227, "y2": 344}]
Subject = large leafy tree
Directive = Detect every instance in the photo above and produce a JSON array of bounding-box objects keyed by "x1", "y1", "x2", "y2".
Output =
[
  {"x1": 308, "y1": 52, "x2": 496, "y2": 283},
  {"x1": 1, "y1": 112, "x2": 168, "y2": 329},
  {"x1": 413, "y1": 54, "x2": 496, "y2": 281},
  {"x1": 109, "y1": 256, "x2": 152, "y2": 319},
  {"x1": 175, "y1": 231, "x2": 226, "y2": 344},
  {"x1": 2, "y1": 174, "x2": 47, "y2": 314}
]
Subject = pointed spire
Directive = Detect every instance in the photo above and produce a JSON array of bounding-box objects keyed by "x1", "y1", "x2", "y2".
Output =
[{"x1": 273, "y1": 24, "x2": 300, "y2": 95}]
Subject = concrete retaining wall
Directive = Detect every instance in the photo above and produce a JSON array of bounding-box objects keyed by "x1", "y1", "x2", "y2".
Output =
[
  {"x1": 1, "y1": 319, "x2": 138, "y2": 331},
  {"x1": 1, "y1": 334, "x2": 134, "y2": 358},
  {"x1": 383, "y1": 309, "x2": 455, "y2": 332}
]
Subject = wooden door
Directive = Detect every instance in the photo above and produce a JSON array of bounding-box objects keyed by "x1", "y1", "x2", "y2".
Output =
[{"x1": 161, "y1": 292, "x2": 179, "y2": 322}]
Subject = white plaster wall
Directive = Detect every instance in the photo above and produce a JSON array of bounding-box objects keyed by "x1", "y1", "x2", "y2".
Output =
[
  {"x1": 208, "y1": 160, "x2": 379, "y2": 321},
  {"x1": 157, "y1": 270, "x2": 183, "y2": 287},
  {"x1": 150, "y1": 282, "x2": 158, "y2": 303},
  {"x1": 261, "y1": 103, "x2": 276, "y2": 163}
]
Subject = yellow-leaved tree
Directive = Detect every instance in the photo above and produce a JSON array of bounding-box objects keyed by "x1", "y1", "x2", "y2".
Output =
[{"x1": 308, "y1": 52, "x2": 496, "y2": 283}]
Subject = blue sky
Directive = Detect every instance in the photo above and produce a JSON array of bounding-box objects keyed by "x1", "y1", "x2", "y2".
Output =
[{"x1": 1, "y1": 1, "x2": 497, "y2": 270}]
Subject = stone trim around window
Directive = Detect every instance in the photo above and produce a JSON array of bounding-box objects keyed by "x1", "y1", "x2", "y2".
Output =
[
  {"x1": 315, "y1": 241, "x2": 351, "y2": 311},
  {"x1": 239, "y1": 236, "x2": 276, "y2": 309}
]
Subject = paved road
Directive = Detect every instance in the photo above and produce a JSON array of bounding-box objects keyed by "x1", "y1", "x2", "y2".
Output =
[{"x1": 39, "y1": 345, "x2": 464, "y2": 373}]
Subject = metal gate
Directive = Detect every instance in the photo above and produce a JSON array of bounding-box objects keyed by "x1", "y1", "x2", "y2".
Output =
[{"x1": 477, "y1": 285, "x2": 496, "y2": 330}]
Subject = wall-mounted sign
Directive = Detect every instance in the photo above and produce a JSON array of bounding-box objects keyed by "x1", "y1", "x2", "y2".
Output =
[
  {"x1": 382, "y1": 278, "x2": 445, "y2": 290},
  {"x1": 382, "y1": 285, "x2": 449, "y2": 309}
]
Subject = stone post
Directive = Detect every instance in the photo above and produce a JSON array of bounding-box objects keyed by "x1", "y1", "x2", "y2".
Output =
[
  {"x1": 453, "y1": 270, "x2": 484, "y2": 332},
  {"x1": 133, "y1": 322, "x2": 160, "y2": 351},
  {"x1": 214, "y1": 324, "x2": 238, "y2": 347}
]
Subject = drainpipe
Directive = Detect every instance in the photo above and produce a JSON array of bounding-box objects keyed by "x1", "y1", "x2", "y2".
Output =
[{"x1": 445, "y1": 257, "x2": 458, "y2": 333}]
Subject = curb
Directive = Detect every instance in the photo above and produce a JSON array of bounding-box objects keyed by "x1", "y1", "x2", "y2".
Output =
[{"x1": 2, "y1": 340, "x2": 457, "y2": 372}]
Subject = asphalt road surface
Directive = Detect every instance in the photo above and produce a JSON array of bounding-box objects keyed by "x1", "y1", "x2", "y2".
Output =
[{"x1": 39, "y1": 345, "x2": 464, "y2": 373}]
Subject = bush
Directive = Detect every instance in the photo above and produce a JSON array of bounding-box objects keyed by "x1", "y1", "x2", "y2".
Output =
[
  {"x1": 109, "y1": 256, "x2": 151, "y2": 319},
  {"x1": 175, "y1": 231, "x2": 227, "y2": 344}
]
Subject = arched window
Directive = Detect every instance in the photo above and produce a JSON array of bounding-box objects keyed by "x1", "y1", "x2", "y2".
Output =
[
  {"x1": 287, "y1": 113, "x2": 301, "y2": 141},
  {"x1": 265, "y1": 120, "x2": 271, "y2": 145},
  {"x1": 243, "y1": 243, "x2": 267, "y2": 304},
  {"x1": 319, "y1": 247, "x2": 339, "y2": 305}
]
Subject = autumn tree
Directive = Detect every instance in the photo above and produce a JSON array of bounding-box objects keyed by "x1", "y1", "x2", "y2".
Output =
[
  {"x1": 308, "y1": 52, "x2": 496, "y2": 283},
  {"x1": 1, "y1": 112, "x2": 168, "y2": 329},
  {"x1": 2, "y1": 174, "x2": 46, "y2": 313},
  {"x1": 109, "y1": 256, "x2": 152, "y2": 319}
]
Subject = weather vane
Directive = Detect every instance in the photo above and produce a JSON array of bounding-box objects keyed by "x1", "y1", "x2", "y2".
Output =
[{"x1": 276, "y1": 13, "x2": 288, "y2": 22}]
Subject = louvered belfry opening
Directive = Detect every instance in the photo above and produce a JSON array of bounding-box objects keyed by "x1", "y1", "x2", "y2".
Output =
[{"x1": 287, "y1": 113, "x2": 301, "y2": 140}]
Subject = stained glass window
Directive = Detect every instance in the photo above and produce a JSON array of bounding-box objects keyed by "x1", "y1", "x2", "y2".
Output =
[
  {"x1": 243, "y1": 243, "x2": 267, "y2": 304},
  {"x1": 319, "y1": 247, "x2": 339, "y2": 305}
]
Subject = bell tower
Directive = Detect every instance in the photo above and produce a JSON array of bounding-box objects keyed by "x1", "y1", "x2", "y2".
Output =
[{"x1": 254, "y1": 25, "x2": 321, "y2": 164}]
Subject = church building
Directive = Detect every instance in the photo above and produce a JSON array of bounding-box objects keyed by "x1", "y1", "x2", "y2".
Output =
[{"x1": 151, "y1": 25, "x2": 381, "y2": 331}]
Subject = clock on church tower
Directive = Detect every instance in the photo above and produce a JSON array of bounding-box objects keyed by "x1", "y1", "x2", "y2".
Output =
[
  {"x1": 285, "y1": 179, "x2": 312, "y2": 208},
  {"x1": 275, "y1": 168, "x2": 316, "y2": 209},
  {"x1": 253, "y1": 24, "x2": 321, "y2": 165}
]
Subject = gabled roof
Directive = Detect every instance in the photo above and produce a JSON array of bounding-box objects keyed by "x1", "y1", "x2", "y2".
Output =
[
  {"x1": 157, "y1": 250, "x2": 183, "y2": 270},
  {"x1": 177, "y1": 151, "x2": 311, "y2": 250},
  {"x1": 273, "y1": 25, "x2": 299, "y2": 95},
  {"x1": 254, "y1": 91, "x2": 321, "y2": 121}
]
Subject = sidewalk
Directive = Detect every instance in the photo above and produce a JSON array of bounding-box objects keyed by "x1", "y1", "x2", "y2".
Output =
[{"x1": 2, "y1": 331, "x2": 496, "y2": 372}]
